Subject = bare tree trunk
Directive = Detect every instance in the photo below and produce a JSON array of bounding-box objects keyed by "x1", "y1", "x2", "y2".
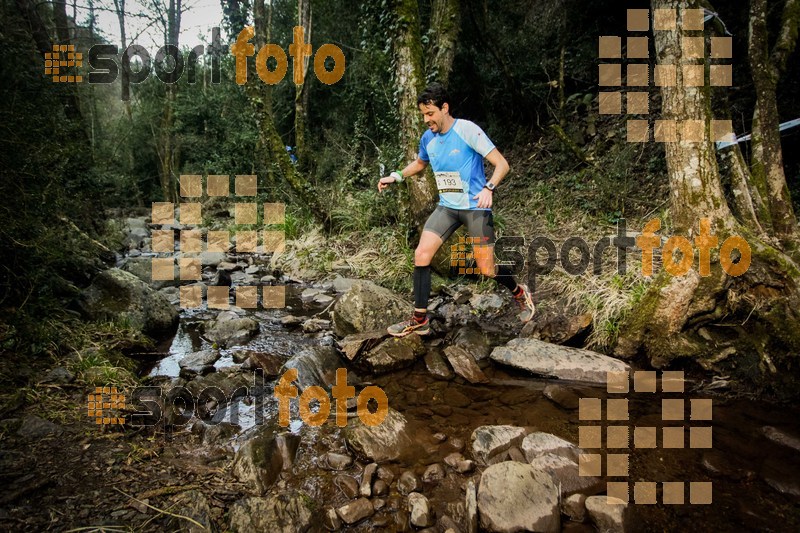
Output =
[
  {"x1": 294, "y1": 0, "x2": 312, "y2": 169},
  {"x1": 616, "y1": 0, "x2": 800, "y2": 395},
  {"x1": 395, "y1": 0, "x2": 437, "y2": 230},
  {"x1": 748, "y1": 0, "x2": 799, "y2": 245},
  {"x1": 247, "y1": 0, "x2": 328, "y2": 227},
  {"x1": 155, "y1": 0, "x2": 181, "y2": 202},
  {"x1": 429, "y1": 0, "x2": 459, "y2": 85}
]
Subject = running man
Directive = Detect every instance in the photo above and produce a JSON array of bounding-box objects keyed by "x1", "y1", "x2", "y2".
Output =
[{"x1": 378, "y1": 83, "x2": 535, "y2": 337}]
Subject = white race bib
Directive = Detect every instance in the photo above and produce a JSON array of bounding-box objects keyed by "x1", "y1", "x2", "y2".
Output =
[{"x1": 435, "y1": 171, "x2": 464, "y2": 193}]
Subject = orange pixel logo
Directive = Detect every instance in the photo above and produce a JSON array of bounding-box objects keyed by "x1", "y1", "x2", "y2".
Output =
[
  {"x1": 599, "y1": 7, "x2": 735, "y2": 144},
  {"x1": 87, "y1": 386, "x2": 126, "y2": 425},
  {"x1": 153, "y1": 175, "x2": 288, "y2": 310},
  {"x1": 46, "y1": 45, "x2": 83, "y2": 83},
  {"x1": 578, "y1": 370, "x2": 713, "y2": 505},
  {"x1": 450, "y1": 235, "x2": 490, "y2": 275}
]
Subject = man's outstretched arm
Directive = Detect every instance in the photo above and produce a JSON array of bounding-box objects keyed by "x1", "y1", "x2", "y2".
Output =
[{"x1": 378, "y1": 158, "x2": 429, "y2": 192}]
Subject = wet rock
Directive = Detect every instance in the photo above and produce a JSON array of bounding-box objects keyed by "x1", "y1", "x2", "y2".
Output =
[
  {"x1": 343, "y1": 407, "x2": 414, "y2": 462},
  {"x1": 443, "y1": 346, "x2": 489, "y2": 384},
  {"x1": 408, "y1": 492, "x2": 434, "y2": 527},
  {"x1": 168, "y1": 490, "x2": 212, "y2": 532},
  {"x1": 451, "y1": 327, "x2": 492, "y2": 360},
  {"x1": 217, "y1": 261, "x2": 238, "y2": 272},
  {"x1": 477, "y1": 462, "x2": 560, "y2": 532},
  {"x1": 243, "y1": 352, "x2": 284, "y2": 377},
  {"x1": 338, "y1": 331, "x2": 387, "y2": 361},
  {"x1": 178, "y1": 349, "x2": 220, "y2": 378},
  {"x1": 301, "y1": 288, "x2": 323, "y2": 301},
  {"x1": 43, "y1": 366, "x2": 74, "y2": 384},
  {"x1": 522, "y1": 432, "x2": 582, "y2": 463},
  {"x1": 521, "y1": 312, "x2": 593, "y2": 345},
  {"x1": 584, "y1": 496, "x2": 627, "y2": 533},
  {"x1": 358, "y1": 334, "x2": 426, "y2": 374},
  {"x1": 439, "y1": 515, "x2": 463, "y2": 533},
  {"x1": 323, "y1": 507, "x2": 342, "y2": 530},
  {"x1": 282, "y1": 345, "x2": 347, "y2": 391},
  {"x1": 331, "y1": 280, "x2": 411, "y2": 337},
  {"x1": 200, "y1": 252, "x2": 228, "y2": 267},
  {"x1": 563, "y1": 493, "x2": 587, "y2": 522},
  {"x1": 336, "y1": 497, "x2": 374, "y2": 525},
  {"x1": 198, "y1": 421, "x2": 240, "y2": 445},
  {"x1": 232, "y1": 427, "x2": 288, "y2": 494},
  {"x1": 203, "y1": 311, "x2": 259, "y2": 348},
  {"x1": 444, "y1": 452, "x2": 475, "y2": 474},
  {"x1": 543, "y1": 384, "x2": 580, "y2": 410},
  {"x1": 335, "y1": 475, "x2": 359, "y2": 499},
  {"x1": 302, "y1": 318, "x2": 331, "y2": 333},
  {"x1": 17, "y1": 415, "x2": 63, "y2": 439},
  {"x1": 377, "y1": 466, "x2": 395, "y2": 484},
  {"x1": 398, "y1": 470, "x2": 422, "y2": 495},
  {"x1": 185, "y1": 368, "x2": 250, "y2": 402},
  {"x1": 332, "y1": 277, "x2": 359, "y2": 293},
  {"x1": 275, "y1": 432, "x2": 301, "y2": 467},
  {"x1": 78, "y1": 268, "x2": 179, "y2": 336},
  {"x1": 158, "y1": 286, "x2": 181, "y2": 305},
  {"x1": 315, "y1": 294, "x2": 334, "y2": 305},
  {"x1": 762, "y1": 426, "x2": 800, "y2": 453},
  {"x1": 229, "y1": 491, "x2": 313, "y2": 532},
  {"x1": 424, "y1": 350, "x2": 454, "y2": 380},
  {"x1": 373, "y1": 479, "x2": 389, "y2": 496},
  {"x1": 433, "y1": 432, "x2": 448, "y2": 443},
  {"x1": 490, "y1": 338, "x2": 630, "y2": 384},
  {"x1": 469, "y1": 293, "x2": 504, "y2": 312},
  {"x1": 465, "y1": 479, "x2": 478, "y2": 533},
  {"x1": 360, "y1": 462, "x2": 378, "y2": 497},
  {"x1": 280, "y1": 315, "x2": 304, "y2": 327},
  {"x1": 373, "y1": 498, "x2": 386, "y2": 510},
  {"x1": 529, "y1": 453, "x2": 604, "y2": 497},
  {"x1": 471, "y1": 425, "x2": 528, "y2": 465},
  {"x1": 449, "y1": 437, "x2": 465, "y2": 452},
  {"x1": 122, "y1": 256, "x2": 177, "y2": 290},
  {"x1": 451, "y1": 287, "x2": 472, "y2": 305},
  {"x1": 323, "y1": 452, "x2": 353, "y2": 471},
  {"x1": 423, "y1": 463, "x2": 446, "y2": 482}
]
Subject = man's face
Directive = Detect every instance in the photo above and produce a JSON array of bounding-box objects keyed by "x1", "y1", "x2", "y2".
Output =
[{"x1": 419, "y1": 102, "x2": 449, "y2": 133}]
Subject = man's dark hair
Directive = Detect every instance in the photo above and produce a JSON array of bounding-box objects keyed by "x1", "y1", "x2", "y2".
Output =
[{"x1": 417, "y1": 83, "x2": 450, "y2": 110}]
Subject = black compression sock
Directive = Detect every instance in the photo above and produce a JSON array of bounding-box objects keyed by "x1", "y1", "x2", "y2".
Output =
[
  {"x1": 413, "y1": 265, "x2": 432, "y2": 309},
  {"x1": 494, "y1": 265, "x2": 519, "y2": 293}
]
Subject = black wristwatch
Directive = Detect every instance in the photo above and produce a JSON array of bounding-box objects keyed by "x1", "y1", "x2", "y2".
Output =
[{"x1": 484, "y1": 182, "x2": 496, "y2": 192}]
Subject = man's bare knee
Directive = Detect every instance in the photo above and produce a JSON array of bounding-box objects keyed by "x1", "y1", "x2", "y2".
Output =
[{"x1": 415, "y1": 248, "x2": 435, "y2": 266}]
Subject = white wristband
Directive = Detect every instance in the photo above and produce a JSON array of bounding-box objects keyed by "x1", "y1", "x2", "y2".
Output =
[{"x1": 390, "y1": 171, "x2": 404, "y2": 183}]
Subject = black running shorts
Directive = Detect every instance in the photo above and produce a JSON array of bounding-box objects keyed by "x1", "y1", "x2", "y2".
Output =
[{"x1": 422, "y1": 206, "x2": 496, "y2": 245}]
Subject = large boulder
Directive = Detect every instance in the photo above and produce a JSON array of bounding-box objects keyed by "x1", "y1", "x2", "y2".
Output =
[
  {"x1": 203, "y1": 311, "x2": 259, "y2": 348},
  {"x1": 521, "y1": 432, "x2": 583, "y2": 463},
  {"x1": 121, "y1": 256, "x2": 179, "y2": 290},
  {"x1": 585, "y1": 496, "x2": 628, "y2": 532},
  {"x1": 78, "y1": 268, "x2": 178, "y2": 336},
  {"x1": 471, "y1": 425, "x2": 528, "y2": 465},
  {"x1": 490, "y1": 338, "x2": 630, "y2": 384},
  {"x1": 477, "y1": 461, "x2": 560, "y2": 532},
  {"x1": 229, "y1": 491, "x2": 313, "y2": 532},
  {"x1": 343, "y1": 407, "x2": 414, "y2": 462},
  {"x1": 281, "y1": 345, "x2": 349, "y2": 392},
  {"x1": 331, "y1": 280, "x2": 411, "y2": 337},
  {"x1": 232, "y1": 426, "x2": 301, "y2": 495},
  {"x1": 357, "y1": 334, "x2": 426, "y2": 374},
  {"x1": 178, "y1": 349, "x2": 220, "y2": 378},
  {"x1": 528, "y1": 453, "x2": 604, "y2": 497}
]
